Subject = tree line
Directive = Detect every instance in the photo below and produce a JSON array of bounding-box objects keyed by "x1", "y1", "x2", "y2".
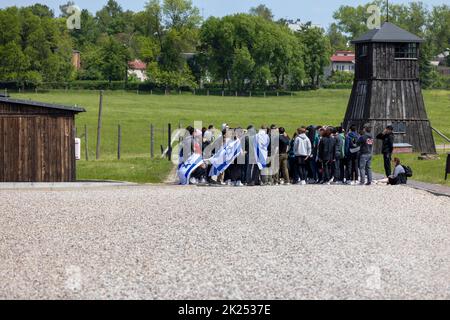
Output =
[{"x1": 0, "y1": 0, "x2": 449, "y2": 90}]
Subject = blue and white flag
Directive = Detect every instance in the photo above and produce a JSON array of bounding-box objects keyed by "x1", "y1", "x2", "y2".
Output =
[
  {"x1": 254, "y1": 131, "x2": 269, "y2": 170},
  {"x1": 208, "y1": 139, "x2": 242, "y2": 177},
  {"x1": 177, "y1": 153, "x2": 204, "y2": 185}
]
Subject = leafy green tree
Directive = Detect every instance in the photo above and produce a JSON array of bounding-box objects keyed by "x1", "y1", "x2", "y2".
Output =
[
  {"x1": 249, "y1": 4, "x2": 274, "y2": 21},
  {"x1": 163, "y1": 0, "x2": 201, "y2": 30},
  {"x1": 0, "y1": 7, "x2": 21, "y2": 45},
  {"x1": 327, "y1": 23, "x2": 349, "y2": 51},
  {"x1": 0, "y1": 42, "x2": 30, "y2": 80},
  {"x1": 296, "y1": 24, "x2": 331, "y2": 88},
  {"x1": 426, "y1": 5, "x2": 450, "y2": 55},
  {"x1": 232, "y1": 47, "x2": 255, "y2": 91},
  {"x1": 332, "y1": 4, "x2": 370, "y2": 39},
  {"x1": 70, "y1": 9, "x2": 101, "y2": 49},
  {"x1": 28, "y1": 4, "x2": 54, "y2": 19},
  {"x1": 200, "y1": 16, "x2": 236, "y2": 90},
  {"x1": 98, "y1": 36, "x2": 129, "y2": 83},
  {"x1": 96, "y1": 0, "x2": 128, "y2": 35}
]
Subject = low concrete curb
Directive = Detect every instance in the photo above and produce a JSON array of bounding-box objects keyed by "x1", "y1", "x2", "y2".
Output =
[{"x1": 373, "y1": 173, "x2": 450, "y2": 198}]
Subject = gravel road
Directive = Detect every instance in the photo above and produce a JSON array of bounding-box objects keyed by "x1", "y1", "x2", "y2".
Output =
[{"x1": 0, "y1": 185, "x2": 449, "y2": 300}]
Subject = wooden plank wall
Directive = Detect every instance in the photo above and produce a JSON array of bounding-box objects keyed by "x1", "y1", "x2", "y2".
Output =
[
  {"x1": 0, "y1": 103, "x2": 76, "y2": 182},
  {"x1": 345, "y1": 42, "x2": 436, "y2": 154}
]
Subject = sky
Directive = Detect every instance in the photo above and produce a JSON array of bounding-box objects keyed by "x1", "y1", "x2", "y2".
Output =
[{"x1": 0, "y1": 0, "x2": 447, "y2": 28}]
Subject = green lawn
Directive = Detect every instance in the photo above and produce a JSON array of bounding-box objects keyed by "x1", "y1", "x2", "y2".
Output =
[
  {"x1": 13, "y1": 89, "x2": 450, "y2": 184},
  {"x1": 373, "y1": 153, "x2": 450, "y2": 186}
]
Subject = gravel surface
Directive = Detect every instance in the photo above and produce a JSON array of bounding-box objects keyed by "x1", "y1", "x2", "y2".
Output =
[{"x1": 0, "y1": 185, "x2": 449, "y2": 300}]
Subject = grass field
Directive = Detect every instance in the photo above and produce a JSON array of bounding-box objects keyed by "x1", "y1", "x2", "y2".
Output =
[
  {"x1": 373, "y1": 153, "x2": 449, "y2": 186},
  {"x1": 13, "y1": 89, "x2": 450, "y2": 185}
]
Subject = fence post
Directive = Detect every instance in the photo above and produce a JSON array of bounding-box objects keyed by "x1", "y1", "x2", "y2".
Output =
[
  {"x1": 4, "y1": 88, "x2": 7, "y2": 96},
  {"x1": 84, "y1": 125, "x2": 89, "y2": 161},
  {"x1": 151, "y1": 89, "x2": 153, "y2": 95},
  {"x1": 249, "y1": 91, "x2": 252, "y2": 98},
  {"x1": 117, "y1": 124, "x2": 122, "y2": 160},
  {"x1": 207, "y1": 90, "x2": 210, "y2": 96},
  {"x1": 168, "y1": 123, "x2": 172, "y2": 161},
  {"x1": 96, "y1": 90, "x2": 104, "y2": 160},
  {"x1": 222, "y1": 90, "x2": 224, "y2": 97},
  {"x1": 277, "y1": 91, "x2": 279, "y2": 97},
  {"x1": 150, "y1": 124, "x2": 154, "y2": 159},
  {"x1": 18, "y1": 87, "x2": 21, "y2": 94},
  {"x1": 264, "y1": 91, "x2": 266, "y2": 98}
]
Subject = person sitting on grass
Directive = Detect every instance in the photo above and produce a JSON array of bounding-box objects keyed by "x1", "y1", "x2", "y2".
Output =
[{"x1": 388, "y1": 158, "x2": 407, "y2": 186}]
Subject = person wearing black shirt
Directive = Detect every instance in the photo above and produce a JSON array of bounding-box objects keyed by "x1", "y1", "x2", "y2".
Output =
[
  {"x1": 318, "y1": 127, "x2": 335, "y2": 184},
  {"x1": 376, "y1": 125, "x2": 395, "y2": 177},
  {"x1": 278, "y1": 127, "x2": 291, "y2": 184}
]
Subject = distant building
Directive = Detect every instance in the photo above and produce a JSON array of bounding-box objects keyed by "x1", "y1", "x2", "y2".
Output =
[
  {"x1": 430, "y1": 50, "x2": 450, "y2": 76},
  {"x1": 325, "y1": 50, "x2": 355, "y2": 77},
  {"x1": 128, "y1": 59, "x2": 148, "y2": 82},
  {"x1": 72, "y1": 50, "x2": 81, "y2": 71}
]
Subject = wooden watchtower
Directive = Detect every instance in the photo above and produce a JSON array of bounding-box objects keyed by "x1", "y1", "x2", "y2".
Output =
[{"x1": 343, "y1": 22, "x2": 436, "y2": 154}]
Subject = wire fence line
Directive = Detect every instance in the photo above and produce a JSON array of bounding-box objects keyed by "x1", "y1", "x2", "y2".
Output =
[
  {"x1": 74, "y1": 122, "x2": 183, "y2": 161},
  {"x1": 2, "y1": 86, "x2": 305, "y2": 98}
]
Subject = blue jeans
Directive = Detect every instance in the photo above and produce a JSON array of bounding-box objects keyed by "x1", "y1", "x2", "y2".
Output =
[{"x1": 359, "y1": 153, "x2": 372, "y2": 184}]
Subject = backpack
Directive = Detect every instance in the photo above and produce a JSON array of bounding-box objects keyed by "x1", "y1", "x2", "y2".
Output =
[
  {"x1": 402, "y1": 165, "x2": 413, "y2": 178},
  {"x1": 349, "y1": 135, "x2": 360, "y2": 154}
]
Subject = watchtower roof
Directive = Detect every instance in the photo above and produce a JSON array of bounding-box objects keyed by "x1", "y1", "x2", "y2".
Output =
[{"x1": 352, "y1": 22, "x2": 424, "y2": 44}]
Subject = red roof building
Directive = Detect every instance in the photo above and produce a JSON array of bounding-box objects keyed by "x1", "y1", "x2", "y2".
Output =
[
  {"x1": 127, "y1": 59, "x2": 148, "y2": 82},
  {"x1": 325, "y1": 51, "x2": 355, "y2": 76},
  {"x1": 128, "y1": 59, "x2": 147, "y2": 70}
]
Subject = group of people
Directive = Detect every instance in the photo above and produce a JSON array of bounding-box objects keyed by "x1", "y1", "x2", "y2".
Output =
[{"x1": 179, "y1": 123, "x2": 409, "y2": 187}]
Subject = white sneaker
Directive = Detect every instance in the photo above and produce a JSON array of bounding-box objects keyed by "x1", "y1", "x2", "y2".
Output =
[
  {"x1": 301, "y1": 180, "x2": 306, "y2": 185},
  {"x1": 189, "y1": 178, "x2": 198, "y2": 185},
  {"x1": 200, "y1": 178, "x2": 207, "y2": 184},
  {"x1": 235, "y1": 181, "x2": 244, "y2": 187},
  {"x1": 226, "y1": 180, "x2": 233, "y2": 186}
]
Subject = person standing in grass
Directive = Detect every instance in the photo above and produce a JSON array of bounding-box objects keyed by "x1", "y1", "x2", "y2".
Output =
[
  {"x1": 294, "y1": 127, "x2": 312, "y2": 185},
  {"x1": 278, "y1": 127, "x2": 291, "y2": 185},
  {"x1": 358, "y1": 125, "x2": 374, "y2": 186},
  {"x1": 376, "y1": 125, "x2": 395, "y2": 178}
]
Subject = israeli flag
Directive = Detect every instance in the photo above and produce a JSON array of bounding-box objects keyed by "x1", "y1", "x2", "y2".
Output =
[
  {"x1": 177, "y1": 153, "x2": 204, "y2": 185},
  {"x1": 208, "y1": 139, "x2": 242, "y2": 177},
  {"x1": 254, "y1": 131, "x2": 269, "y2": 170}
]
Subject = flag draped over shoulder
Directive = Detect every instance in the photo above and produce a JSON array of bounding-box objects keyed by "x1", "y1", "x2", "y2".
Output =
[
  {"x1": 208, "y1": 139, "x2": 242, "y2": 177},
  {"x1": 254, "y1": 131, "x2": 269, "y2": 170},
  {"x1": 177, "y1": 153, "x2": 204, "y2": 185}
]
